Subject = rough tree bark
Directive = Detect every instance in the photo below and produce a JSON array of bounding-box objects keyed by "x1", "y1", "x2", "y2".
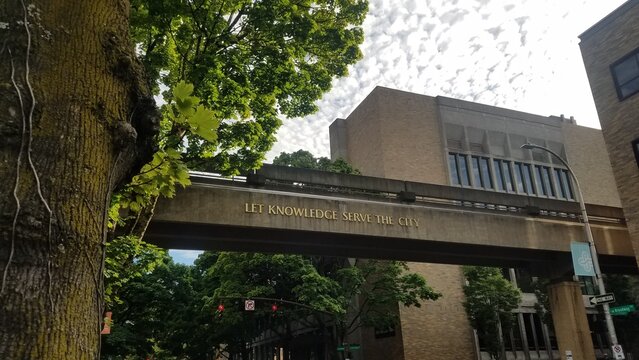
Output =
[{"x1": 0, "y1": 0, "x2": 157, "y2": 358}]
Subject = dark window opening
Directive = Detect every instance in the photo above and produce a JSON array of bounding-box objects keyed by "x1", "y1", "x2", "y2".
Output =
[
  {"x1": 514, "y1": 163, "x2": 526, "y2": 193},
  {"x1": 471, "y1": 156, "x2": 493, "y2": 189},
  {"x1": 611, "y1": 47, "x2": 639, "y2": 100},
  {"x1": 448, "y1": 153, "x2": 575, "y2": 201},
  {"x1": 449, "y1": 153, "x2": 470, "y2": 186},
  {"x1": 559, "y1": 169, "x2": 574, "y2": 200},
  {"x1": 534, "y1": 165, "x2": 556, "y2": 197},
  {"x1": 579, "y1": 276, "x2": 597, "y2": 295},
  {"x1": 374, "y1": 325, "x2": 396, "y2": 339},
  {"x1": 515, "y1": 162, "x2": 535, "y2": 195},
  {"x1": 502, "y1": 161, "x2": 515, "y2": 192}
]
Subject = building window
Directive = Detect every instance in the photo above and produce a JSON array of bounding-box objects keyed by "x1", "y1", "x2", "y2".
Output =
[
  {"x1": 553, "y1": 168, "x2": 574, "y2": 200},
  {"x1": 514, "y1": 162, "x2": 535, "y2": 195},
  {"x1": 535, "y1": 165, "x2": 556, "y2": 198},
  {"x1": 374, "y1": 325, "x2": 396, "y2": 339},
  {"x1": 611, "y1": 47, "x2": 639, "y2": 100},
  {"x1": 471, "y1": 156, "x2": 493, "y2": 189},
  {"x1": 448, "y1": 153, "x2": 470, "y2": 186},
  {"x1": 448, "y1": 152, "x2": 574, "y2": 201}
]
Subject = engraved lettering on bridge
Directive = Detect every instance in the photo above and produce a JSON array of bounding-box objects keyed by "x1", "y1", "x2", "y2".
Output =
[{"x1": 244, "y1": 203, "x2": 418, "y2": 228}]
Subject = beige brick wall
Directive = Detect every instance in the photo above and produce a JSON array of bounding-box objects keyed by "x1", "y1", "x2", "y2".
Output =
[
  {"x1": 334, "y1": 86, "x2": 448, "y2": 183},
  {"x1": 334, "y1": 88, "x2": 385, "y2": 178},
  {"x1": 562, "y1": 124, "x2": 622, "y2": 207},
  {"x1": 328, "y1": 82, "x2": 627, "y2": 359},
  {"x1": 331, "y1": 86, "x2": 475, "y2": 360},
  {"x1": 399, "y1": 263, "x2": 475, "y2": 360},
  {"x1": 375, "y1": 87, "x2": 448, "y2": 184},
  {"x1": 580, "y1": 0, "x2": 639, "y2": 266}
]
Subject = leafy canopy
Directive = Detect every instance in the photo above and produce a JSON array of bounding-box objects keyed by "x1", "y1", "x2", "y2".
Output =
[
  {"x1": 209, "y1": 253, "x2": 440, "y2": 356},
  {"x1": 273, "y1": 149, "x2": 360, "y2": 174},
  {"x1": 131, "y1": 0, "x2": 368, "y2": 173},
  {"x1": 462, "y1": 266, "x2": 521, "y2": 360},
  {"x1": 105, "y1": 0, "x2": 368, "y2": 306}
]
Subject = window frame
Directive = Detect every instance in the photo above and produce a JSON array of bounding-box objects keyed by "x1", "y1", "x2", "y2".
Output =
[
  {"x1": 610, "y1": 46, "x2": 639, "y2": 101},
  {"x1": 447, "y1": 152, "x2": 575, "y2": 201}
]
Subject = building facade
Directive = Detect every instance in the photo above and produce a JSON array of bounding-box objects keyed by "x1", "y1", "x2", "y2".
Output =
[
  {"x1": 579, "y1": 0, "x2": 639, "y2": 270},
  {"x1": 329, "y1": 86, "x2": 622, "y2": 359}
]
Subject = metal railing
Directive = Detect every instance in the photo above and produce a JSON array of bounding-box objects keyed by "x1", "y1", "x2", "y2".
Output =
[{"x1": 189, "y1": 164, "x2": 625, "y2": 225}]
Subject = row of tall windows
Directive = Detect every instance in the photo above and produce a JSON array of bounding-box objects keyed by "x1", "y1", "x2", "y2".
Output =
[
  {"x1": 478, "y1": 312, "x2": 610, "y2": 357},
  {"x1": 448, "y1": 152, "x2": 574, "y2": 200}
]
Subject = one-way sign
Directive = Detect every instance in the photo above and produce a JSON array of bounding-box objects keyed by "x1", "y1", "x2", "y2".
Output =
[{"x1": 589, "y1": 293, "x2": 615, "y2": 306}]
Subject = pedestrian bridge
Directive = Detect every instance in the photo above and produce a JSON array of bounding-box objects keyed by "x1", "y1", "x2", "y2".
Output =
[{"x1": 146, "y1": 165, "x2": 637, "y2": 273}]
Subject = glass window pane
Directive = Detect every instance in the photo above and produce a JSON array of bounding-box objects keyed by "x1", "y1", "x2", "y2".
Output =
[
  {"x1": 535, "y1": 165, "x2": 547, "y2": 196},
  {"x1": 531, "y1": 314, "x2": 547, "y2": 350},
  {"x1": 502, "y1": 162, "x2": 514, "y2": 191},
  {"x1": 614, "y1": 55, "x2": 639, "y2": 85},
  {"x1": 620, "y1": 77, "x2": 639, "y2": 99},
  {"x1": 554, "y1": 169, "x2": 567, "y2": 199},
  {"x1": 480, "y1": 158, "x2": 493, "y2": 189},
  {"x1": 513, "y1": 163, "x2": 525, "y2": 193},
  {"x1": 458, "y1": 155, "x2": 470, "y2": 186},
  {"x1": 560, "y1": 170, "x2": 574, "y2": 200},
  {"x1": 494, "y1": 160, "x2": 505, "y2": 191},
  {"x1": 449, "y1": 154, "x2": 460, "y2": 185},
  {"x1": 542, "y1": 167, "x2": 555, "y2": 197},
  {"x1": 472, "y1": 156, "x2": 482, "y2": 188},
  {"x1": 523, "y1": 164, "x2": 535, "y2": 195}
]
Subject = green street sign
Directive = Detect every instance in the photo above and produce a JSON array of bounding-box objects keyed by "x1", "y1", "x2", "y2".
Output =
[
  {"x1": 337, "y1": 344, "x2": 361, "y2": 351},
  {"x1": 610, "y1": 304, "x2": 636, "y2": 316}
]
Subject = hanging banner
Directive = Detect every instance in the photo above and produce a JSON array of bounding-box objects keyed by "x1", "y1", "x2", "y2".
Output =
[{"x1": 571, "y1": 242, "x2": 595, "y2": 276}]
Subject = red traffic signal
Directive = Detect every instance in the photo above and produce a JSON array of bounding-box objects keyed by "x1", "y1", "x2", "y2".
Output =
[
  {"x1": 217, "y1": 304, "x2": 225, "y2": 312},
  {"x1": 271, "y1": 304, "x2": 278, "y2": 312}
]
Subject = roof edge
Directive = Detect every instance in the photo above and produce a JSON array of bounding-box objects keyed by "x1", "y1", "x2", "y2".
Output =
[{"x1": 579, "y1": 0, "x2": 639, "y2": 40}]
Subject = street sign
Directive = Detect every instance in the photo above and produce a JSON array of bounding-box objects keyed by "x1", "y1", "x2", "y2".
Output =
[
  {"x1": 337, "y1": 344, "x2": 361, "y2": 351},
  {"x1": 612, "y1": 344, "x2": 625, "y2": 359},
  {"x1": 244, "y1": 299, "x2": 255, "y2": 311},
  {"x1": 610, "y1": 304, "x2": 636, "y2": 316},
  {"x1": 589, "y1": 293, "x2": 615, "y2": 306}
]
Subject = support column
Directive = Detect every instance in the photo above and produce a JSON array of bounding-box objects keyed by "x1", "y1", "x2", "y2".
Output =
[{"x1": 548, "y1": 281, "x2": 596, "y2": 360}]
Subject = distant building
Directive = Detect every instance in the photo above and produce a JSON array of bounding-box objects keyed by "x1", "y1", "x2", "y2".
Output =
[
  {"x1": 329, "y1": 86, "x2": 622, "y2": 359},
  {"x1": 579, "y1": 0, "x2": 639, "y2": 269}
]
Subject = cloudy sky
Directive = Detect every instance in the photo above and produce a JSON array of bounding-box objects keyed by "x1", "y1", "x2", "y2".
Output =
[
  {"x1": 171, "y1": 0, "x2": 626, "y2": 265},
  {"x1": 267, "y1": 0, "x2": 626, "y2": 159}
]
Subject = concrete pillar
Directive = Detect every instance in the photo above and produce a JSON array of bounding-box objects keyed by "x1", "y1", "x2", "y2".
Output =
[{"x1": 548, "y1": 281, "x2": 596, "y2": 360}]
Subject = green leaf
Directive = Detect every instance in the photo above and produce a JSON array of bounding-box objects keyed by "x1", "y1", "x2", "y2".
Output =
[
  {"x1": 173, "y1": 81, "x2": 199, "y2": 115},
  {"x1": 188, "y1": 105, "x2": 219, "y2": 142}
]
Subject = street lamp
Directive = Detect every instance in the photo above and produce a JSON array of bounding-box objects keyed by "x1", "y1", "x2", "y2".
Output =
[{"x1": 520, "y1": 143, "x2": 618, "y2": 347}]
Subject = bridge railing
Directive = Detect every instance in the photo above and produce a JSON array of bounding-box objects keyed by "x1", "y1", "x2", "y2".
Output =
[{"x1": 190, "y1": 164, "x2": 625, "y2": 225}]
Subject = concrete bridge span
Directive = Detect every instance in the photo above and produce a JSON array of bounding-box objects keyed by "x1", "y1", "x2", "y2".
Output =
[{"x1": 146, "y1": 165, "x2": 637, "y2": 274}]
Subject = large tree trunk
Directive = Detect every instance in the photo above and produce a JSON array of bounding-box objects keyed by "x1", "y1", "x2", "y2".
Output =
[{"x1": 0, "y1": 1, "x2": 156, "y2": 358}]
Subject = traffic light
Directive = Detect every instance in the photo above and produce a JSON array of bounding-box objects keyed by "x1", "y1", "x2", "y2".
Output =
[
  {"x1": 270, "y1": 303, "x2": 281, "y2": 317},
  {"x1": 215, "y1": 304, "x2": 225, "y2": 318}
]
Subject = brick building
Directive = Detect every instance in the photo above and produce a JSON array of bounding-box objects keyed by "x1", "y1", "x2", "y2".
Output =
[
  {"x1": 579, "y1": 0, "x2": 639, "y2": 270},
  {"x1": 329, "y1": 86, "x2": 623, "y2": 359}
]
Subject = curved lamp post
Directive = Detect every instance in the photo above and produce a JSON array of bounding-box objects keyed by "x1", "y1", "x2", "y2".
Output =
[{"x1": 520, "y1": 143, "x2": 618, "y2": 347}]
